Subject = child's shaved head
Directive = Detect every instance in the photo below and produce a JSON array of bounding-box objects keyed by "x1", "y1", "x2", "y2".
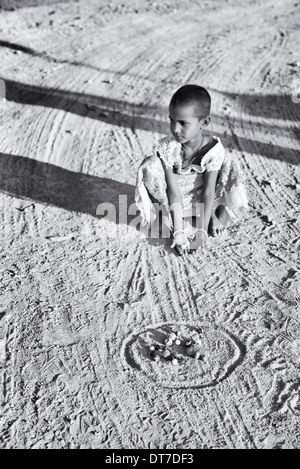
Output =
[{"x1": 170, "y1": 84, "x2": 211, "y2": 119}]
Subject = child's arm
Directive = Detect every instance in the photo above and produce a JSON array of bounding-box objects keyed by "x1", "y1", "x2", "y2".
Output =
[
  {"x1": 201, "y1": 169, "x2": 218, "y2": 232},
  {"x1": 162, "y1": 162, "x2": 189, "y2": 251}
]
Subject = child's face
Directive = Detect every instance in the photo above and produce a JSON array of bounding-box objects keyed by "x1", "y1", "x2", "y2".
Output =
[{"x1": 168, "y1": 103, "x2": 207, "y2": 144}]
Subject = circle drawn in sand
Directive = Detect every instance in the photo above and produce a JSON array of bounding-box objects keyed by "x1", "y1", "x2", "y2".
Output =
[{"x1": 123, "y1": 322, "x2": 246, "y2": 389}]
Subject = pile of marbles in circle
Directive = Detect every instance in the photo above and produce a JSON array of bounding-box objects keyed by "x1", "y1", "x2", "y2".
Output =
[{"x1": 144, "y1": 329, "x2": 204, "y2": 366}]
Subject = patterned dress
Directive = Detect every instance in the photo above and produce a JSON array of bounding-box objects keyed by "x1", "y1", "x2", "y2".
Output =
[{"x1": 135, "y1": 135, "x2": 248, "y2": 236}]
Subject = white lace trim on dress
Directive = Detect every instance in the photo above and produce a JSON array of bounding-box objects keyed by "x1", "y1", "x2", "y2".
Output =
[{"x1": 156, "y1": 135, "x2": 225, "y2": 173}]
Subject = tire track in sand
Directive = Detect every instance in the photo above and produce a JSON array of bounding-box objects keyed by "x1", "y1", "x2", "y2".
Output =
[{"x1": 1, "y1": 0, "x2": 299, "y2": 449}]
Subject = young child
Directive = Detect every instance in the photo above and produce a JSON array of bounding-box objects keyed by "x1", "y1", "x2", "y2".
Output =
[{"x1": 135, "y1": 84, "x2": 248, "y2": 255}]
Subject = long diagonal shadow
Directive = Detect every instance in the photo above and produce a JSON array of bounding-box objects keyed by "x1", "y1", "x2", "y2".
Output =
[
  {"x1": 4, "y1": 79, "x2": 299, "y2": 165},
  {"x1": 210, "y1": 88, "x2": 300, "y2": 121},
  {"x1": 0, "y1": 0, "x2": 78, "y2": 9},
  {"x1": 4, "y1": 78, "x2": 169, "y2": 134},
  {"x1": 0, "y1": 152, "x2": 136, "y2": 223},
  {"x1": 0, "y1": 39, "x2": 104, "y2": 73}
]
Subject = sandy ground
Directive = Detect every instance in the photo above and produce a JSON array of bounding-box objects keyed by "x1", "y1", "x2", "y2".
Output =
[{"x1": 0, "y1": 0, "x2": 300, "y2": 449}]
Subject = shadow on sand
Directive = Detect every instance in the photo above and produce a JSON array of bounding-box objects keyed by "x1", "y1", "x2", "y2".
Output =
[
  {"x1": 0, "y1": 0, "x2": 78, "y2": 10},
  {"x1": 0, "y1": 152, "x2": 136, "y2": 223},
  {"x1": 1, "y1": 79, "x2": 299, "y2": 237},
  {"x1": 4, "y1": 78, "x2": 299, "y2": 165}
]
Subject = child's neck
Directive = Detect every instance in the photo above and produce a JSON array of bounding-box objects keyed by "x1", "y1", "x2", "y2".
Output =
[{"x1": 181, "y1": 134, "x2": 207, "y2": 157}]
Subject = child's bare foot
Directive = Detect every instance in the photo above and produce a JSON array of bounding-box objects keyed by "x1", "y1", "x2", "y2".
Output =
[{"x1": 209, "y1": 212, "x2": 226, "y2": 237}]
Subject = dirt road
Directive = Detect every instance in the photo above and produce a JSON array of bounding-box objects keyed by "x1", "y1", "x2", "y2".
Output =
[{"x1": 0, "y1": 0, "x2": 299, "y2": 449}]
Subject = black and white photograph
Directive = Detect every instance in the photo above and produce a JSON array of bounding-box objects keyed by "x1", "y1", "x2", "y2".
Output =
[{"x1": 0, "y1": 0, "x2": 299, "y2": 451}]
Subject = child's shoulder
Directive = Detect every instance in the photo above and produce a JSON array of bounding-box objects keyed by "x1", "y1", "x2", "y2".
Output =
[
  {"x1": 202, "y1": 136, "x2": 225, "y2": 172},
  {"x1": 155, "y1": 135, "x2": 181, "y2": 168},
  {"x1": 210, "y1": 136, "x2": 225, "y2": 154},
  {"x1": 157, "y1": 135, "x2": 178, "y2": 151}
]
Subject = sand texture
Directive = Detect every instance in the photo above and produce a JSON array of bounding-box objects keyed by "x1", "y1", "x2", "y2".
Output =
[{"x1": 0, "y1": 0, "x2": 299, "y2": 449}]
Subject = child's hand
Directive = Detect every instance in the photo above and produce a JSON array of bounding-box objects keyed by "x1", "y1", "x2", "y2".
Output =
[{"x1": 171, "y1": 232, "x2": 190, "y2": 255}]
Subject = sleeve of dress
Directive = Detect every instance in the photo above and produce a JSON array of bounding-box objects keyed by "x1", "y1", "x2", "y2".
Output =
[
  {"x1": 135, "y1": 164, "x2": 155, "y2": 226},
  {"x1": 155, "y1": 136, "x2": 181, "y2": 169},
  {"x1": 202, "y1": 143, "x2": 225, "y2": 172}
]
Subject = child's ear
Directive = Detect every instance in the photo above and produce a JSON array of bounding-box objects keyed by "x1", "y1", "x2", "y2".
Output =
[{"x1": 200, "y1": 116, "x2": 211, "y2": 127}]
